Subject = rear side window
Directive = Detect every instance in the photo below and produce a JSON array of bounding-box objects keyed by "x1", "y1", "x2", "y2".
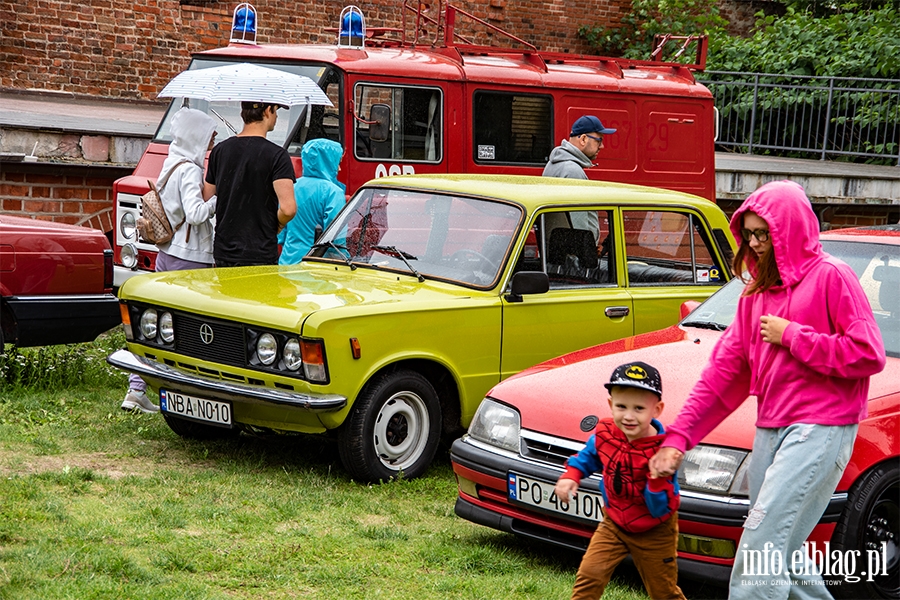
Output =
[
  {"x1": 473, "y1": 91, "x2": 552, "y2": 165},
  {"x1": 354, "y1": 84, "x2": 442, "y2": 162},
  {"x1": 623, "y1": 210, "x2": 725, "y2": 286}
]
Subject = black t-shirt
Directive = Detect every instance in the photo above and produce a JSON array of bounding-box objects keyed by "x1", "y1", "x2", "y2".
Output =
[{"x1": 206, "y1": 136, "x2": 296, "y2": 265}]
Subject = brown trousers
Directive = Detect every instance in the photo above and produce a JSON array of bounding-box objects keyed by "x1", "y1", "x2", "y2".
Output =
[{"x1": 571, "y1": 513, "x2": 686, "y2": 600}]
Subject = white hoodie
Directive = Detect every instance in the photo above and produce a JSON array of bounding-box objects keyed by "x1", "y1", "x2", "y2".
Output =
[{"x1": 156, "y1": 108, "x2": 218, "y2": 264}]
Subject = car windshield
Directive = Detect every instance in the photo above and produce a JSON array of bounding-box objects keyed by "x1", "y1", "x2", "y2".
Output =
[
  {"x1": 309, "y1": 187, "x2": 524, "y2": 288},
  {"x1": 152, "y1": 58, "x2": 331, "y2": 148},
  {"x1": 682, "y1": 238, "x2": 900, "y2": 358}
]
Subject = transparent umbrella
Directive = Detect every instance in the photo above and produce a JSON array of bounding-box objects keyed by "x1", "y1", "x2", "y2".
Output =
[{"x1": 158, "y1": 62, "x2": 332, "y2": 107}]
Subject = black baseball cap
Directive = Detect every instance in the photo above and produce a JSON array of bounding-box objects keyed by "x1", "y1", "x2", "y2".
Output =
[
  {"x1": 603, "y1": 361, "x2": 662, "y2": 398},
  {"x1": 241, "y1": 101, "x2": 289, "y2": 110}
]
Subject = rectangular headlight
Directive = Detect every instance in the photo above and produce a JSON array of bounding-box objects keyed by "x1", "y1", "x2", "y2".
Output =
[
  {"x1": 468, "y1": 399, "x2": 520, "y2": 453},
  {"x1": 678, "y1": 445, "x2": 750, "y2": 495}
]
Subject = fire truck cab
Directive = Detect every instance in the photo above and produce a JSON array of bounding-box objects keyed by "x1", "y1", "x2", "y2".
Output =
[{"x1": 113, "y1": 3, "x2": 716, "y2": 285}]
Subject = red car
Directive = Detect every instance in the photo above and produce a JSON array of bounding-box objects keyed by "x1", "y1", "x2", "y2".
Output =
[
  {"x1": 0, "y1": 215, "x2": 120, "y2": 347},
  {"x1": 450, "y1": 225, "x2": 899, "y2": 599}
]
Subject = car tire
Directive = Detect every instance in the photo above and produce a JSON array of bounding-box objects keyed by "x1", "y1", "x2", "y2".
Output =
[
  {"x1": 828, "y1": 461, "x2": 899, "y2": 599},
  {"x1": 338, "y1": 369, "x2": 441, "y2": 483},
  {"x1": 162, "y1": 412, "x2": 240, "y2": 441}
]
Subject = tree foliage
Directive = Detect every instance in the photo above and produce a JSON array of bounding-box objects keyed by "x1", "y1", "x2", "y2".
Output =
[
  {"x1": 578, "y1": 0, "x2": 728, "y2": 60},
  {"x1": 708, "y1": 4, "x2": 900, "y2": 78}
]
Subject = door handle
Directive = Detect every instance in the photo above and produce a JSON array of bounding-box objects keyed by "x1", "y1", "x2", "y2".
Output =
[{"x1": 605, "y1": 306, "x2": 630, "y2": 318}]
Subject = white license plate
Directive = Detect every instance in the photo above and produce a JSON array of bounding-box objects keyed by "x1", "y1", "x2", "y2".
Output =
[
  {"x1": 508, "y1": 472, "x2": 604, "y2": 523},
  {"x1": 160, "y1": 390, "x2": 233, "y2": 427}
]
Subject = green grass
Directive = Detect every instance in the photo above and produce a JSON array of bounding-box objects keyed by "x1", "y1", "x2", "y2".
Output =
[{"x1": 0, "y1": 336, "x2": 727, "y2": 599}]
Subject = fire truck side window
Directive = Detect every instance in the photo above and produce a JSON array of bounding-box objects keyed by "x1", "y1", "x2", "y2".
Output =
[
  {"x1": 473, "y1": 91, "x2": 552, "y2": 165},
  {"x1": 354, "y1": 84, "x2": 443, "y2": 163},
  {"x1": 288, "y1": 68, "x2": 342, "y2": 154}
]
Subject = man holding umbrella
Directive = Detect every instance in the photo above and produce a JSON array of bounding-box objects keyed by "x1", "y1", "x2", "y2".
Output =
[{"x1": 203, "y1": 102, "x2": 297, "y2": 266}]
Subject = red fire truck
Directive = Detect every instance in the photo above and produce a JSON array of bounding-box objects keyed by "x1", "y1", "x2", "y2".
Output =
[{"x1": 112, "y1": 2, "x2": 716, "y2": 286}]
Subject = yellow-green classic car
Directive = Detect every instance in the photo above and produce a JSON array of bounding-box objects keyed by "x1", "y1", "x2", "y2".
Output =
[{"x1": 108, "y1": 175, "x2": 736, "y2": 482}]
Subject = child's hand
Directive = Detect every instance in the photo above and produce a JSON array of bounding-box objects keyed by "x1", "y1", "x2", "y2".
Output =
[
  {"x1": 649, "y1": 447, "x2": 684, "y2": 478},
  {"x1": 554, "y1": 478, "x2": 579, "y2": 504}
]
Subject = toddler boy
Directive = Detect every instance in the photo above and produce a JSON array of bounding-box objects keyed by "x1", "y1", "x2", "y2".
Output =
[{"x1": 554, "y1": 361, "x2": 685, "y2": 600}]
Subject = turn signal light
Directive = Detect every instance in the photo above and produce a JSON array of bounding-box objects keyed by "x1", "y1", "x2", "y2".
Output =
[
  {"x1": 677, "y1": 534, "x2": 735, "y2": 559},
  {"x1": 301, "y1": 339, "x2": 327, "y2": 383}
]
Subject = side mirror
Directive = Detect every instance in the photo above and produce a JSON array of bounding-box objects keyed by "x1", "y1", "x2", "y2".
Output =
[
  {"x1": 680, "y1": 300, "x2": 701, "y2": 319},
  {"x1": 506, "y1": 271, "x2": 549, "y2": 303},
  {"x1": 369, "y1": 104, "x2": 391, "y2": 142}
]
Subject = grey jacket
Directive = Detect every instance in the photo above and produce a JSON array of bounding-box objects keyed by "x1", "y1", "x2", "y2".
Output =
[
  {"x1": 542, "y1": 139, "x2": 598, "y2": 241},
  {"x1": 542, "y1": 139, "x2": 592, "y2": 180}
]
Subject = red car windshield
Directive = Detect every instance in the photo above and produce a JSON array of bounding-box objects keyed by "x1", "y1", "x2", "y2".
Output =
[{"x1": 682, "y1": 238, "x2": 900, "y2": 358}]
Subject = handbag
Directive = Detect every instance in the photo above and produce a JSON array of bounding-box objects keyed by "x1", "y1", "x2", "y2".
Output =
[{"x1": 136, "y1": 159, "x2": 192, "y2": 245}]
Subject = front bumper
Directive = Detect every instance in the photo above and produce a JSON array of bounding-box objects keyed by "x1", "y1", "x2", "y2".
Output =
[
  {"x1": 450, "y1": 435, "x2": 848, "y2": 584},
  {"x1": 107, "y1": 349, "x2": 347, "y2": 411},
  {"x1": 5, "y1": 293, "x2": 121, "y2": 347}
]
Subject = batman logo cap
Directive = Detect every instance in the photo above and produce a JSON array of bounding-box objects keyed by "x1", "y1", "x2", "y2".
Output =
[{"x1": 603, "y1": 361, "x2": 662, "y2": 398}]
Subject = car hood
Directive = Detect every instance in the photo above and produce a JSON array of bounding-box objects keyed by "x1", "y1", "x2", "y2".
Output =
[
  {"x1": 118, "y1": 261, "x2": 491, "y2": 332},
  {"x1": 490, "y1": 325, "x2": 897, "y2": 452}
]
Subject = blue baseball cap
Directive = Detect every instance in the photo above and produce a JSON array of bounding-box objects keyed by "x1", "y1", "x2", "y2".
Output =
[{"x1": 570, "y1": 115, "x2": 616, "y2": 137}]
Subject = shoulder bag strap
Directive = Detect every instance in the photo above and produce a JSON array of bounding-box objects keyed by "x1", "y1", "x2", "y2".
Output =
[{"x1": 155, "y1": 158, "x2": 194, "y2": 232}]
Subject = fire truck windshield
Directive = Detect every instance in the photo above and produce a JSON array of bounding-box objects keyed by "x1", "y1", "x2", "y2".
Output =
[{"x1": 152, "y1": 58, "x2": 336, "y2": 151}]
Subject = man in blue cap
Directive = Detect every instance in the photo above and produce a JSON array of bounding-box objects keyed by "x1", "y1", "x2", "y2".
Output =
[{"x1": 543, "y1": 115, "x2": 616, "y2": 240}]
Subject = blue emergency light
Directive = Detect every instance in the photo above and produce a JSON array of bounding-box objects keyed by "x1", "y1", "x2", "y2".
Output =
[
  {"x1": 231, "y1": 3, "x2": 257, "y2": 44},
  {"x1": 338, "y1": 6, "x2": 365, "y2": 47}
]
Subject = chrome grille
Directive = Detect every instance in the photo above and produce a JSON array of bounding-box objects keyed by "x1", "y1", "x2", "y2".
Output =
[
  {"x1": 520, "y1": 430, "x2": 582, "y2": 466},
  {"x1": 174, "y1": 313, "x2": 246, "y2": 367}
]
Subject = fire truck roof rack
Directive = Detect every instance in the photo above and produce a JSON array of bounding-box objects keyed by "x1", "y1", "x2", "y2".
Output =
[{"x1": 356, "y1": 1, "x2": 708, "y2": 74}]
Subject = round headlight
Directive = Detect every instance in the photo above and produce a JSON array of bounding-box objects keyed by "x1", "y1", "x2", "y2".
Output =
[
  {"x1": 283, "y1": 338, "x2": 302, "y2": 371},
  {"x1": 120, "y1": 212, "x2": 136, "y2": 240},
  {"x1": 140, "y1": 309, "x2": 158, "y2": 340},
  {"x1": 257, "y1": 333, "x2": 278, "y2": 365},
  {"x1": 121, "y1": 243, "x2": 138, "y2": 269},
  {"x1": 159, "y1": 311, "x2": 174, "y2": 343}
]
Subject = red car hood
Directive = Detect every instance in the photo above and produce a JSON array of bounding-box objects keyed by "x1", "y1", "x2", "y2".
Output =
[{"x1": 490, "y1": 325, "x2": 896, "y2": 451}]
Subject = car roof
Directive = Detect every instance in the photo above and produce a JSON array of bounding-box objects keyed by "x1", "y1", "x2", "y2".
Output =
[
  {"x1": 821, "y1": 224, "x2": 900, "y2": 246},
  {"x1": 360, "y1": 174, "x2": 718, "y2": 212}
]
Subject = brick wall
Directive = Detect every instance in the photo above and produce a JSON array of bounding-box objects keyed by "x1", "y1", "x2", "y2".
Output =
[
  {"x1": 0, "y1": 164, "x2": 130, "y2": 233},
  {"x1": 1, "y1": 0, "x2": 627, "y2": 101}
]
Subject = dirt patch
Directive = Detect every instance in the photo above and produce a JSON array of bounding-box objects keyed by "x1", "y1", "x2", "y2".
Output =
[{"x1": 0, "y1": 450, "x2": 156, "y2": 479}]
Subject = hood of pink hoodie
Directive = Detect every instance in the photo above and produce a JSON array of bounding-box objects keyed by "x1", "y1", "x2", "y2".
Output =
[{"x1": 729, "y1": 180, "x2": 825, "y2": 288}]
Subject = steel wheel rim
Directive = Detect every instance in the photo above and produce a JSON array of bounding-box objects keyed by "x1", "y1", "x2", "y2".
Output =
[
  {"x1": 372, "y1": 391, "x2": 430, "y2": 472},
  {"x1": 865, "y1": 480, "x2": 899, "y2": 597}
]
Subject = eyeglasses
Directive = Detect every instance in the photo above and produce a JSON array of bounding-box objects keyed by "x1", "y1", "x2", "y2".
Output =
[
  {"x1": 740, "y1": 228, "x2": 770, "y2": 243},
  {"x1": 584, "y1": 134, "x2": 604, "y2": 144}
]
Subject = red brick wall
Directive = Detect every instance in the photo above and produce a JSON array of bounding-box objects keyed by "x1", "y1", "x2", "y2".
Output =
[
  {"x1": 0, "y1": 165, "x2": 130, "y2": 233},
  {"x1": 1, "y1": 0, "x2": 627, "y2": 101}
]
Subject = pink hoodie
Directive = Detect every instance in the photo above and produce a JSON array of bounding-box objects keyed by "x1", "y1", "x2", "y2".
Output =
[{"x1": 664, "y1": 180, "x2": 886, "y2": 453}]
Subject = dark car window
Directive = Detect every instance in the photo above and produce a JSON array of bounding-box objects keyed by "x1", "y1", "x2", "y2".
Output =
[
  {"x1": 622, "y1": 210, "x2": 725, "y2": 286},
  {"x1": 513, "y1": 210, "x2": 617, "y2": 288}
]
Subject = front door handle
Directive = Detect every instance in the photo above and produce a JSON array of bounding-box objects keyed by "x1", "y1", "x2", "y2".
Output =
[{"x1": 605, "y1": 306, "x2": 630, "y2": 318}]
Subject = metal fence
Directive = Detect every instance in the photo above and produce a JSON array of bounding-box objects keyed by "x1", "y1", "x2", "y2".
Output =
[{"x1": 699, "y1": 71, "x2": 900, "y2": 166}]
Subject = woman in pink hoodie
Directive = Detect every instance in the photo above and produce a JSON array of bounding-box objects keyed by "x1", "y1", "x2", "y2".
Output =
[{"x1": 650, "y1": 180, "x2": 885, "y2": 598}]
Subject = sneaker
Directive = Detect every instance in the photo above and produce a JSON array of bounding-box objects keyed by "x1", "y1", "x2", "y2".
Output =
[{"x1": 121, "y1": 390, "x2": 160, "y2": 413}]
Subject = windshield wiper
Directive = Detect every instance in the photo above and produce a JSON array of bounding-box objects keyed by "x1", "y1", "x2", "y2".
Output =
[
  {"x1": 372, "y1": 245, "x2": 425, "y2": 282},
  {"x1": 209, "y1": 108, "x2": 237, "y2": 136},
  {"x1": 310, "y1": 241, "x2": 356, "y2": 270},
  {"x1": 682, "y1": 320, "x2": 727, "y2": 331}
]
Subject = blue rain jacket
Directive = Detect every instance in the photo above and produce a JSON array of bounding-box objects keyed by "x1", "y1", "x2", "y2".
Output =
[{"x1": 278, "y1": 138, "x2": 346, "y2": 265}]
